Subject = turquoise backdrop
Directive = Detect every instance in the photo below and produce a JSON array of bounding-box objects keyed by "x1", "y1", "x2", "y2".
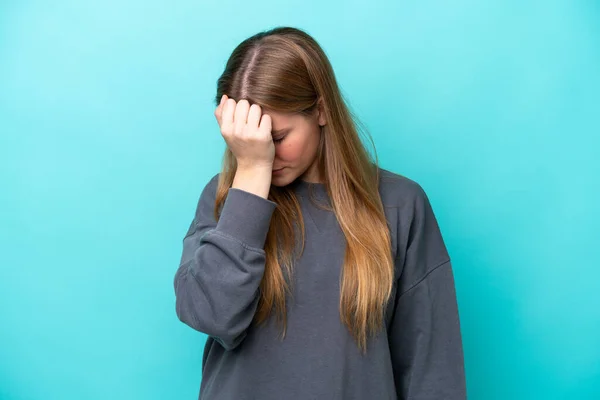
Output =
[{"x1": 1, "y1": 1, "x2": 598, "y2": 399}]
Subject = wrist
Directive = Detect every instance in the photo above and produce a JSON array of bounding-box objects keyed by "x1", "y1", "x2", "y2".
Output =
[{"x1": 232, "y1": 167, "x2": 272, "y2": 199}]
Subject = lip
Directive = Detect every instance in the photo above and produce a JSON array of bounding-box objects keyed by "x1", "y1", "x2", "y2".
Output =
[{"x1": 272, "y1": 167, "x2": 286, "y2": 174}]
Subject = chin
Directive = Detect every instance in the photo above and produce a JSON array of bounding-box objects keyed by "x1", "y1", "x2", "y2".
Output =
[
  {"x1": 270, "y1": 170, "x2": 297, "y2": 187},
  {"x1": 271, "y1": 176, "x2": 292, "y2": 187}
]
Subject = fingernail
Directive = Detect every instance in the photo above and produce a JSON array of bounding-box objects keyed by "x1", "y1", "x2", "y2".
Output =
[{"x1": 220, "y1": 95, "x2": 225, "y2": 104}]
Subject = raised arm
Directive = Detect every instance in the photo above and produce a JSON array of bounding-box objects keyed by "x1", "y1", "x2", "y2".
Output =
[{"x1": 173, "y1": 173, "x2": 277, "y2": 350}]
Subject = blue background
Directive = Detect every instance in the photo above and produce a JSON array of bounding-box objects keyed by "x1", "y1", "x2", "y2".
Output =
[{"x1": 1, "y1": 1, "x2": 599, "y2": 399}]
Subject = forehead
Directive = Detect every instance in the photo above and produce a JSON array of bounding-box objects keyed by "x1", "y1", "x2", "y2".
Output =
[
  {"x1": 264, "y1": 110, "x2": 304, "y2": 131},
  {"x1": 264, "y1": 110, "x2": 294, "y2": 123}
]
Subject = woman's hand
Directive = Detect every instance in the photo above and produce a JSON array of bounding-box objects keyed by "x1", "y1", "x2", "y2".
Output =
[{"x1": 214, "y1": 94, "x2": 275, "y2": 171}]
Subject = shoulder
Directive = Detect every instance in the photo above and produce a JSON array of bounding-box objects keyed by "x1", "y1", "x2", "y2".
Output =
[
  {"x1": 199, "y1": 172, "x2": 221, "y2": 199},
  {"x1": 207, "y1": 172, "x2": 221, "y2": 190},
  {"x1": 376, "y1": 166, "x2": 444, "y2": 235},
  {"x1": 376, "y1": 166, "x2": 449, "y2": 268},
  {"x1": 376, "y1": 166, "x2": 429, "y2": 210},
  {"x1": 190, "y1": 172, "x2": 221, "y2": 220}
]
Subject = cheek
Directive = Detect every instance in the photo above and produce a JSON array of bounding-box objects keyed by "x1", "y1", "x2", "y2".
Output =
[{"x1": 275, "y1": 138, "x2": 306, "y2": 161}]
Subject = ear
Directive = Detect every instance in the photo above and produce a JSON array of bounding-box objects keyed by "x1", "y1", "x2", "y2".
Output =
[{"x1": 316, "y1": 97, "x2": 327, "y2": 127}]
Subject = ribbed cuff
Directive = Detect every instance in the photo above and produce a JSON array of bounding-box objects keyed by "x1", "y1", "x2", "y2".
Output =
[{"x1": 215, "y1": 188, "x2": 277, "y2": 249}]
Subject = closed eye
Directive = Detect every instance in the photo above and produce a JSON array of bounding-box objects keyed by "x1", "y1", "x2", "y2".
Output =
[{"x1": 273, "y1": 136, "x2": 286, "y2": 143}]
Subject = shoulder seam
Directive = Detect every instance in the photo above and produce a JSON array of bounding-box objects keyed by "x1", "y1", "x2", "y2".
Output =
[{"x1": 397, "y1": 259, "x2": 451, "y2": 299}]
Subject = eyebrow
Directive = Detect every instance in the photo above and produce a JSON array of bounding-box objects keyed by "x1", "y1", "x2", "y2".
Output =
[{"x1": 272, "y1": 128, "x2": 291, "y2": 135}]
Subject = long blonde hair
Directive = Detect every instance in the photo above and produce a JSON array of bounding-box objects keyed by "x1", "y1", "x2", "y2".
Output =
[{"x1": 211, "y1": 26, "x2": 394, "y2": 353}]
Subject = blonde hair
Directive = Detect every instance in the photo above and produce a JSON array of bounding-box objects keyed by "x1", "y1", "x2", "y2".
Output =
[{"x1": 212, "y1": 26, "x2": 394, "y2": 354}]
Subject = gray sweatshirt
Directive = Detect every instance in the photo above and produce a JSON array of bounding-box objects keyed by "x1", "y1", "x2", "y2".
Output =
[{"x1": 173, "y1": 167, "x2": 466, "y2": 400}]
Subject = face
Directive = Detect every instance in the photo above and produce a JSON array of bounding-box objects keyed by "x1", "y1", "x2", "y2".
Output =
[{"x1": 264, "y1": 104, "x2": 326, "y2": 186}]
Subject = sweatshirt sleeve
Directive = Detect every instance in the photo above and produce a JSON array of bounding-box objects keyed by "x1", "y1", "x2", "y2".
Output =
[
  {"x1": 173, "y1": 173, "x2": 277, "y2": 350},
  {"x1": 388, "y1": 184, "x2": 466, "y2": 399}
]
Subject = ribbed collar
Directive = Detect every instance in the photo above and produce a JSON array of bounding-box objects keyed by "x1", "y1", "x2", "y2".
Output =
[{"x1": 291, "y1": 179, "x2": 327, "y2": 196}]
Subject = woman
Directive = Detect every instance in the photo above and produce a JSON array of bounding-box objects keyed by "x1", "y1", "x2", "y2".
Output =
[{"x1": 174, "y1": 26, "x2": 466, "y2": 399}]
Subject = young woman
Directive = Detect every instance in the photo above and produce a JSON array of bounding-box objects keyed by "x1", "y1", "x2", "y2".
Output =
[{"x1": 174, "y1": 26, "x2": 466, "y2": 400}]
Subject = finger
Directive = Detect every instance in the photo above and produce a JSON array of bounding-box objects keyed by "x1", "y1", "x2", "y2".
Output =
[
  {"x1": 259, "y1": 112, "x2": 272, "y2": 137},
  {"x1": 214, "y1": 94, "x2": 227, "y2": 125},
  {"x1": 247, "y1": 104, "x2": 262, "y2": 133},
  {"x1": 221, "y1": 97, "x2": 235, "y2": 134},
  {"x1": 234, "y1": 99, "x2": 250, "y2": 135}
]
